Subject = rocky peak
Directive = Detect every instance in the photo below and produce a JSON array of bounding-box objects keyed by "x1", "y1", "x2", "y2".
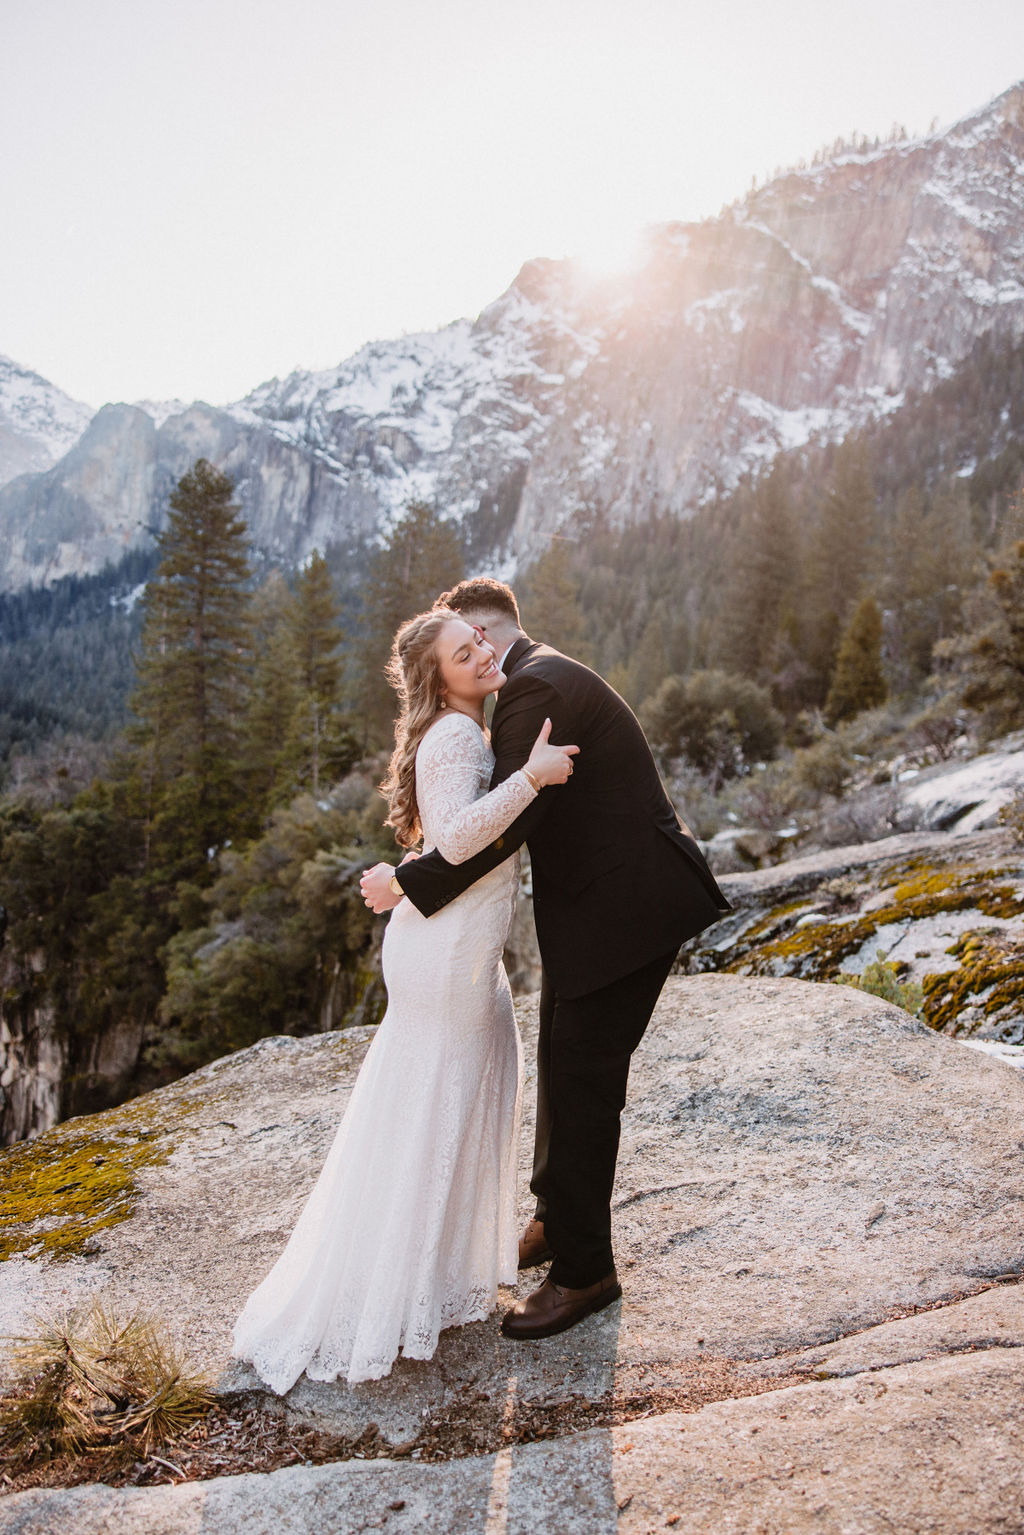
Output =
[
  {"x1": 0, "y1": 403, "x2": 158, "y2": 591},
  {"x1": 0, "y1": 354, "x2": 94, "y2": 489}
]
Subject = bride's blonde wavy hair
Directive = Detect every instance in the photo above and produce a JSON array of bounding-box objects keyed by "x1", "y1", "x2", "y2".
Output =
[{"x1": 380, "y1": 606, "x2": 463, "y2": 847}]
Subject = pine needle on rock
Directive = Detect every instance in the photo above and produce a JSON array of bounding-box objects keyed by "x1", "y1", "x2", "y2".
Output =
[{"x1": 0, "y1": 1301, "x2": 214, "y2": 1473}]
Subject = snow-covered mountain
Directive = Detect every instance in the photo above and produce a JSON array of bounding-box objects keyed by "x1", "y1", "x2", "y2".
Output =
[
  {"x1": 0, "y1": 356, "x2": 94, "y2": 488},
  {"x1": 0, "y1": 80, "x2": 1022, "y2": 591}
]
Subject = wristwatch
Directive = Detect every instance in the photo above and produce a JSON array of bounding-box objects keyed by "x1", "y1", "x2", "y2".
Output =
[{"x1": 390, "y1": 874, "x2": 403, "y2": 896}]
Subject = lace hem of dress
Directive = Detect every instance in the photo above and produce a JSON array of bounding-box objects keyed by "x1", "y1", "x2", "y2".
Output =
[{"x1": 237, "y1": 1268, "x2": 519, "y2": 1390}]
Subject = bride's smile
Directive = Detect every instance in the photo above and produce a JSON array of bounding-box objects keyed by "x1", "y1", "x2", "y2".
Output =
[{"x1": 437, "y1": 618, "x2": 505, "y2": 721}]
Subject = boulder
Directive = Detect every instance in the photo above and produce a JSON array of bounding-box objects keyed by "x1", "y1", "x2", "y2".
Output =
[
  {"x1": 687, "y1": 825, "x2": 1024, "y2": 1046},
  {"x1": 2, "y1": 974, "x2": 1023, "y2": 1531},
  {"x1": 900, "y1": 744, "x2": 1024, "y2": 833},
  {"x1": 6, "y1": 1346, "x2": 1022, "y2": 1533}
]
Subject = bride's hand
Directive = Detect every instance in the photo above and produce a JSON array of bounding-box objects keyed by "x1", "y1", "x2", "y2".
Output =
[
  {"x1": 524, "y1": 717, "x2": 580, "y2": 787},
  {"x1": 360, "y1": 862, "x2": 402, "y2": 913}
]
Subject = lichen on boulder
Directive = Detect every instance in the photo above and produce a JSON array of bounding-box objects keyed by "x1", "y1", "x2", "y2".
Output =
[
  {"x1": 0, "y1": 1109, "x2": 171, "y2": 1264},
  {"x1": 684, "y1": 826, "x2": 1024, "y2": 1043}
]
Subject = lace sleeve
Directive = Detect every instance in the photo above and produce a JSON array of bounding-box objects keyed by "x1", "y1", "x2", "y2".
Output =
[{"x1": 415, "y1": 714, "x2": 537, "y2": 865}]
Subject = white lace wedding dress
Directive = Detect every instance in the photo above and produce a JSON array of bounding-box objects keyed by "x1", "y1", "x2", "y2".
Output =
[{"x1": 232, "y1": 711, "x2": 535, "y2": 1391}]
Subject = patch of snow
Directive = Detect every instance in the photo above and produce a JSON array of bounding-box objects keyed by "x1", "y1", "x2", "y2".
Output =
[
  {"x1": 732, "y1": 391, "x2": 842, "y2": 454},
  {"x1": 132, "y1": 399, "x2": 190, "y2": 428},
  {"x1": 109, "y1": 582, "x2": 148, "y2": 612},
  {"x1": 921, "y1": 178, "x2": 1001, "y2": 233},
  {"x1": 902, "y1": 749, "x2": 1024, "y2": 833},
  {"x1": 684, "y1": 288, "x2": 750, "y2": 336},
  {"x1": 959, "y1": 1038, "x2": 1024, "y2": 1070},
  {"x1": 859, "y1": 385, "x2": 906, "y2": 417}
]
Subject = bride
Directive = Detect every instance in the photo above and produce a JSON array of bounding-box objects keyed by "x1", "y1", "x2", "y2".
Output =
[{"x1": 232, "y1": 607, "x2": 578, "y2": 1391}]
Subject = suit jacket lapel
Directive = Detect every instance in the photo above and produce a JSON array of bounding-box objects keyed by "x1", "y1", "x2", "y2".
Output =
[{"x1": 501, "y1": 636, "x2": 534, "y2": 677}]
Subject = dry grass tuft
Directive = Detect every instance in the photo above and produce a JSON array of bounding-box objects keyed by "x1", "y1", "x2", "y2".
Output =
[{"x1": 1, "y1": 1301, "x2": 214, "y2": 1476}]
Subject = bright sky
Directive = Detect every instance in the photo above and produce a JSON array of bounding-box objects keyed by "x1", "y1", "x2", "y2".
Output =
[{"x1": 3, "y1": 0, "x2": 1023, "y2": 410}]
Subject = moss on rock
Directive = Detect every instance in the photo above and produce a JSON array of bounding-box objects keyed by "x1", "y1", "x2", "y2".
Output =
[
  {"x1": 713, "y1": 850, "x2": 1024, "y2": 1034},
  {"x1": 922, "y1": 929, "x2": 1024, "y2": 1036},
  {"x1": 0, "y1": 1029, "x2": 371, "y2": 1265},
  {"x1": 0, "y1": 1100, "x2": 173, "y2": 1263}
]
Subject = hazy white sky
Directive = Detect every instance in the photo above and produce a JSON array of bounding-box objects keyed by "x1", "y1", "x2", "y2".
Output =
[{"x1": 3, "y1": 0, "x2": 1022, "y2": 409}]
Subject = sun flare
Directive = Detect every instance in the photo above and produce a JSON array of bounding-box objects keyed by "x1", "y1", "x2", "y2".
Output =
[{"x1": 571, "y1": 221, "x2": 649, "y2": 282}]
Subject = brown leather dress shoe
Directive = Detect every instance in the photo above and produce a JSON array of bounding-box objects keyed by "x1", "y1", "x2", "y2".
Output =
[
  {"x1": 517, "y1": 1217, "x2": 554, "y2": 1270},
  {"x1": 501, "y1": 1271, "x2": 621, "y2": 1339}
]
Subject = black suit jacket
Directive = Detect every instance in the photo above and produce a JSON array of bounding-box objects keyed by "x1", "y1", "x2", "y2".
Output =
[{"x1": 396, "y1": 639, "x2": 731, "y2": 998}]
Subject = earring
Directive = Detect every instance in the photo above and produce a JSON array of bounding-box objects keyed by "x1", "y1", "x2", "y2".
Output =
[{"x1": 440, "y1": 697, "x2": 447, "y2": 708}]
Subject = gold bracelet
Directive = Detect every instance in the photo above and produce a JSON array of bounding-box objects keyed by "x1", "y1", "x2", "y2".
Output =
[{"x1": 522, "y1": 768, "x2": 542, "y2": 793}]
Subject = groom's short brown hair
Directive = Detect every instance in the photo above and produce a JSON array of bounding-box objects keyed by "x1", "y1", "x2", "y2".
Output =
[{"x1": 439, "y1": 577, "x2": 520, "y2": 625}]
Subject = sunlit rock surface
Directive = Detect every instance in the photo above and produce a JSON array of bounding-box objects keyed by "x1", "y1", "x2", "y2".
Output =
[{"x1": 2, "y1": 974, "x2": 1023, "y2": 1531}]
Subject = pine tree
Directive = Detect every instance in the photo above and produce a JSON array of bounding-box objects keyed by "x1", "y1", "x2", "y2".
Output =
[
  {"x1": 804, "y1": 442, "x2": 878, "y2": 698},
  {"x1": 824, "y1": 596, "x2": 888, "y2": 725},
  {"x1": 285, "y1": 551, "x2": 357, "y2": 796},
  {"x1": 626, "y1": 605, "x2": 671, "y2": 709},
  {"x1": 358, "y1": 502, "x2": 464, "y2": 742},
  {"x1": 0, "y1": 456, "x2": 256, "y2": 1113},
  {"x1": 246, "y1": 571, "x2": 300, "y2": 812},
  {"x1": 519, "y1": 541, "x2": 591, "y2": 662},
  {"x1": 881, "y1": 488, "x2": 975, "y2": 694},
  {"x1": 881, "y1": 489, "x2": 929, "y2": 693},
  {"x1": 713, "y1": 462, "x2": 800, "y2": 686},
  {"x1": 950, "y1": 536, "x2": 1024, "y2": 732},
  {"x1": 126, "y1": 459, "x2": 253, "y2": 878}
]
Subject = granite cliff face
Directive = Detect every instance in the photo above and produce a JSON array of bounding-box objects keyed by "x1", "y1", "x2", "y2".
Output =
[{"x1": 0, "y1": 83, "x2": 1022, "y2": 590}]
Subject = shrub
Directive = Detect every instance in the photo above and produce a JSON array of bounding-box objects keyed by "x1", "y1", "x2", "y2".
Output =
[
  {"x1": 836, "y1": 951, "x2": 924, "y2": 1016},
  {"x1": 786, "y1": 736, "x2": 853, "y2": 802},
  {"x1": 901, "y1": 704, "x2": 965, "y2": 764},
  {"x1": 642, "y1": 670, "x2": 783, "y2": 786}
]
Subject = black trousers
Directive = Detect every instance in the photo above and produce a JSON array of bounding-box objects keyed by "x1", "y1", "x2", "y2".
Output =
[{"x1": 531, "y1": 946, "x2": 678, "y2": 1288}]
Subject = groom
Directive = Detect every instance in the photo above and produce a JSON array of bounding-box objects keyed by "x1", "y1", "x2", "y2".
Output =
[{"x1": 361, "y1": 577, "x2": 730, "y2": 1339}]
